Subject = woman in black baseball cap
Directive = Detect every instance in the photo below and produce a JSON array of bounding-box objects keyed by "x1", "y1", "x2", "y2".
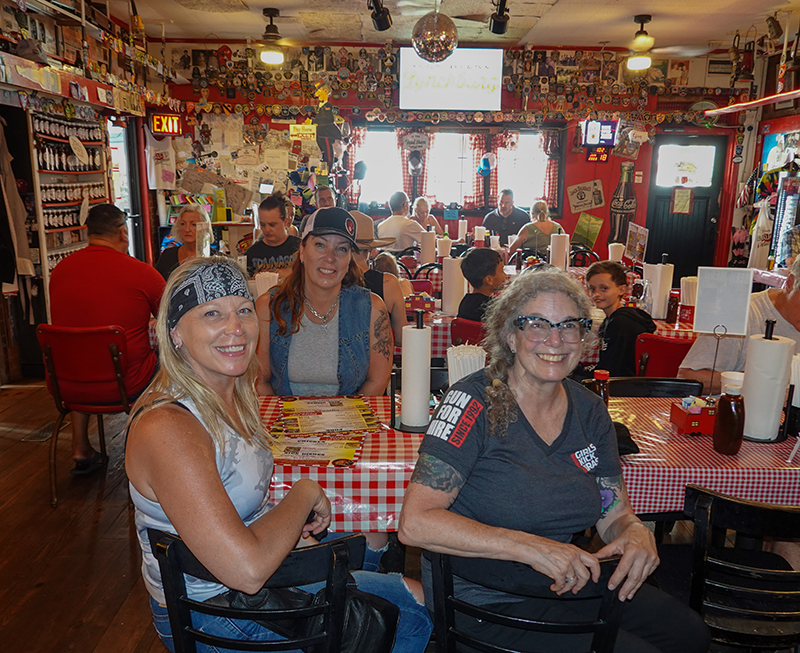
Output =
[{"x1": 255, "y1": 207, "x2": 393, "y2": 397}]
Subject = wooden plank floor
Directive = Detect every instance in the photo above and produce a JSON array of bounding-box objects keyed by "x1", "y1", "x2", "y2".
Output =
[{"x1": 0, "y1": 380, "x2": 164, "y2": 653}]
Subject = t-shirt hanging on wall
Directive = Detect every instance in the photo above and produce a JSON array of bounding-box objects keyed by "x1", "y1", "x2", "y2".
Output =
[{"x1": 145, "y1": 130, "x2": 177, "y2": 190}]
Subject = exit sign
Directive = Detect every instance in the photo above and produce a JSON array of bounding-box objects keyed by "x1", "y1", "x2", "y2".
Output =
[{"x1": 150, "y1": 114, "x2": 182, "y2": 136}]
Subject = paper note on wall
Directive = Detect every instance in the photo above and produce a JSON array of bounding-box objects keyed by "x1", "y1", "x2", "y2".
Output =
[
  {"x1": 234, "y1": 145, "x2": 259, "y2": 167},
  {"x1": 179, "y1": 163, "x2": 206, "y2": 193},
  {"x1": 263, "y1": 149, "x2": 289, "y2": 171}
]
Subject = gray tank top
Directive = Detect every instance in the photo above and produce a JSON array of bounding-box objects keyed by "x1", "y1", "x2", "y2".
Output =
[
  {"x1": 131, "y1": 396, "x2": 274, "y2": 604},
  {"x1": 288, "y1": 310, "x2": 340, "y2": 396}
]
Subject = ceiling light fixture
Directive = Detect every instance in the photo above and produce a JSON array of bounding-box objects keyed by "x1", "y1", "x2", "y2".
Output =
[
  {"x1": 489, "y1": 0, "x2": 509, "y2": 35},
  {"x1": 767, "y1": 13, "x2": 783, "y2": 42},
  {"x1": 626, "y1": 14, "x2": 653, "y2": 71},
  {"x1": 260, "y1": 8, "x2": 284, "y2": 65},
  {"x1": 412, "y1": 1, "x2": 459, "y2": 63},
  {"x1": 368, "y1": 0, "x2": 393, "y2": 32}
]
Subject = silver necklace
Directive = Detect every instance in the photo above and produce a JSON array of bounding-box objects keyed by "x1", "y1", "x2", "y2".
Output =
[{"x1": 304, "y1": 294, "x2": 340, "y2": 326}]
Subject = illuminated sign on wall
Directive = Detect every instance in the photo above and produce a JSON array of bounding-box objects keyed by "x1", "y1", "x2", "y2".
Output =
[
  {"x1": 150, "y1": 114, "x2": 182, "y2": 136},
  {"x1": 586, "y1": 146, "x2": 610, "y2": 163}
]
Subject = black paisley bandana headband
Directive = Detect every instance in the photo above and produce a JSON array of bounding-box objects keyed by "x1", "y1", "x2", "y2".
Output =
[{"x1": 167, "y1": 260, "x2": 253, "y2": 330}]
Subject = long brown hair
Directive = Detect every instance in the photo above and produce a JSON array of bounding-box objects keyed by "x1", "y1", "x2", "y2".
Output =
[{"x1": 270, "y1": 235, "x2": 364, "y2": 336}]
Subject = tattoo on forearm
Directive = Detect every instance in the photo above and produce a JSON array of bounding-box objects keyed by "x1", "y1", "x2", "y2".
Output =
[
  {"x1": 410, "y1": 453, "x2": 465, "y2": 500},
  {"x1": 597, "y1": 475, "x2": 622, "y2": 517},
  {"x1": 372, "y1": 309, "x2": 392, "y2": 360}
]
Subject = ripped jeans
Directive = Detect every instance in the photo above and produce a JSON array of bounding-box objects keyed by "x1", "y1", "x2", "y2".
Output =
[{"x1": 150, "y1": 535, "x2": 432, "y2": 653}]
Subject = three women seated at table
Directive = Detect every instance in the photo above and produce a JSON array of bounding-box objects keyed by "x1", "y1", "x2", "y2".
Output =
[
  {"x1": 399, "y1": 270, "x2": 709, "y2": 652},
  {"x1": 126, "y1": 257, "x2": 432, "y2": 652}
]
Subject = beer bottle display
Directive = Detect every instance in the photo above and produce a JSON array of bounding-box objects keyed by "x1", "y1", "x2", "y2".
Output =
[{"x1": 608, "y1": 161, "x2": 636, "y2": 244}]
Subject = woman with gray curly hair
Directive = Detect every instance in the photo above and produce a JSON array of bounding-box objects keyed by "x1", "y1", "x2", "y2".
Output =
[{"x1": 399, "y1": 270, "x2": 709, "y2": 652}]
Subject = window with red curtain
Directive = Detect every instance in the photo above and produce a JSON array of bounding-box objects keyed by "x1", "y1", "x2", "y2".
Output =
[
  {"x1": 494, "y1": 131, "x2": 553, "y2": 209},
  {"x1": 343, "y1": 125, "x2": 366, "y2": 205},
  {"x1": 358, "y1": 130, "x2": 404, "y2": 205}
]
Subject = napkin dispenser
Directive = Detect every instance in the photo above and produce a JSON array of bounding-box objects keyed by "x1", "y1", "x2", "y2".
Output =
[
  {"x1": 405, "y1": 293, "x2": 436, "y2": 314},
  {"x1": 669, "y1": 402, "x2": 717, "y2": 436}
]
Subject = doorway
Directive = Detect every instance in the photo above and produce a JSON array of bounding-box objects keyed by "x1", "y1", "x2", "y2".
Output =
[{"x1": 645, "y1": 134, "x2": 727, "y2": 281}]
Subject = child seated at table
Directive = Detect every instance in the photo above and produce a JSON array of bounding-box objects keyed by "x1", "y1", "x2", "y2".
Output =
[
  {"x1": 585, "y1": 260, "x2": 656, "y2": 377},
  {"x1": 457, "y1": 248, "x2": 508, "y2": 322}
]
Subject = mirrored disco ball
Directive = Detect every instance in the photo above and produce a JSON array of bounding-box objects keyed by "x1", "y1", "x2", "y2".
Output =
[{"x1": 411, "y1": 12, "x2": 458, "y2": 63}]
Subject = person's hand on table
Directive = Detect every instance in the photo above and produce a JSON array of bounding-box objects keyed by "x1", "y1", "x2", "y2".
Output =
[
  {"x1": 299, "y1": 483, "x2": 332, "y2": 543},
  {"x1": 592, "y1": 521, "x2": 659, "y2": 601}
]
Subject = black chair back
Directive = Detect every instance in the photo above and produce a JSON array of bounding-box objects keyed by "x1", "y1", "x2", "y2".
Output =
[
  {"x1": 570, "y1": 245, "x2": 600, "y2": 266},
  {"x1": 582, "y1": 377, "x2": 703, "y2": 398},
  {"x1": 429, "y1": 552, "x2": 624, "y2": 653},
  {"x1": 413, "y1": 262, "x2": 443, "y2": 280},
  {"x1": 682, "y1": 485, "x2": 800, "y2": 650},
  {"x1": 148, "y1": 530, "x2": 367, "y2": 653}
]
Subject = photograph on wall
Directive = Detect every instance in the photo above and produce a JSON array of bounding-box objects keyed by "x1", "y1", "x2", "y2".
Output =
[
  {"x1": 668, "y1": 59, "x2": 691, "y2": 86},
  {"x1": 611, "y1": 121, "x2": 643, "y2": 160},
  {"x1": 761, "y1": 130, "x2": 800, "y2": 172}
]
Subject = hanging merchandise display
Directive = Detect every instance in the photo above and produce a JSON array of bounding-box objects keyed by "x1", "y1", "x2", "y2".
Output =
[{"x1": 748, "y1": 199, "x2": 773, "y2": 270}]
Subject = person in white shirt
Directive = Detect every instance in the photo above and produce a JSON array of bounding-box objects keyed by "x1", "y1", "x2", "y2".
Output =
[{"x1": 377, "y1": 191, "x2": 425, "y2": 251}]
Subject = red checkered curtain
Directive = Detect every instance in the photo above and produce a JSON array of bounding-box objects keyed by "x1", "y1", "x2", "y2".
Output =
[
  {"x1": 417, "y1": 131, "x2": 434, "y2": 199},
  {"x1": 395, "y1": 128, "x2": 416, "y2": 198},
  {"x1": 344, "y1": 125, "x2": 367, "y2": 205},
  {"x1": 489, "y1": 131, "x2": 519, "y2": 207},
  {"x1": 460, "y1": 133, "x2": 485, "y2": 210},
  {"x1": 541, "y1": 131, "x2": 559, "y2": 209}
]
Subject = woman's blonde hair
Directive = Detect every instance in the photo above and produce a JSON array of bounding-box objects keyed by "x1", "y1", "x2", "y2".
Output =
[
  {"x1": 372, "y1": 252, "x2": 401, "y2": 277},
  {"x1": 530, "y1": 200, "x2": 549, "y2": 222},
  {"x1": 482, "y1": 270, "x2": 594, "y2": 437},
  {"x1": 130, "y1": 256, "x2": 271, "y2": 451},
  {"x1": 170, "y1": 205, "x2": 210, "y2": 241}
]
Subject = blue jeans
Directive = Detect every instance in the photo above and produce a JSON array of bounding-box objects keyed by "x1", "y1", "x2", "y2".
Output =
[{"x1": 150, "y1": 571, "x2": 431, "y2": 653}]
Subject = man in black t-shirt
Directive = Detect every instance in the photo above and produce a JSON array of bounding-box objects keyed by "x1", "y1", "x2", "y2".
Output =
[
  {"x1": 246, "y1": 195, "x2": 300, "y2": 278},
  {"x1": 482, "y1": 188, "x2": 530, "y2": 246}
]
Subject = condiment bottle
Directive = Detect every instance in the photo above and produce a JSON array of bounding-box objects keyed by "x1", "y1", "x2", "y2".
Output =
[
  {"x1": 515, "y1": 249, "x2": 523, "y2": 272},
  {"x1": 713, "y1": 384, "x2": 745, "y2": 456},
  {"x1": 593, "y1": 369, "x2": 610, "y2": 406},
  {"x1": 666, "y1": 290, "x2": 680, "y2": 324}
]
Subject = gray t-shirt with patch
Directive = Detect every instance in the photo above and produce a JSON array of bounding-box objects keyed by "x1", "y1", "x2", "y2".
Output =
[{"x1": 417, "y1": 370, "x2": 621, "y2": 608}]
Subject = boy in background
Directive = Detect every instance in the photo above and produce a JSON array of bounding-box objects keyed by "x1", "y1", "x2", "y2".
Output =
[{"x1": 457, "y1": 248, "x2": 507, "y2": 322}]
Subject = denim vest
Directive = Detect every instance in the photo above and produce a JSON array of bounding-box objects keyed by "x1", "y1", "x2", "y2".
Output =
[{"x1": 270, "y1": 285, "x2": 372, "y2": 395}]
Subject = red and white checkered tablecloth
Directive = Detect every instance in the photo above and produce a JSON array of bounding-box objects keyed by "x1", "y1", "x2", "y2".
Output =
[
  {"x1": 611, "y1": 396, "x2": 800, "y2": 515},
  {"x1": 394, "y1": 313, "x2": 454, "y2": 359},
  {"x1": 262, "y1": 395, "x2": 423, "y2": 533},
  {"x1": 263, "y1": 395, "x2": 800, "y2": 532}
]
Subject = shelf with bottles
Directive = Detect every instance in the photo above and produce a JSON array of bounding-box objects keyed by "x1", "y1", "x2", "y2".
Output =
[
  {"x1": 35, "y1": 133, "x2": 105, "y2": 147},
  {"x1": 42, "y1": 206, "x2": 85, "y2": 230},
  {"x1": 45, "y1": 227, "x2": 88, "y2": 251},
  {"x1": 32, "y1": 114, "x2": 105, "y2": 142},
  {"x1": 47, "y1": 240, "x2": 88, "y2": 256},
  {"x1": 35, "y1": 142, "x2": 105, "y2": 174}
]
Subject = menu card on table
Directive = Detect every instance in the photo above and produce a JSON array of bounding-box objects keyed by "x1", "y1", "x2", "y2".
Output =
[{"x1": 267, "y1": 397, "x2": 381, "y2": 467}]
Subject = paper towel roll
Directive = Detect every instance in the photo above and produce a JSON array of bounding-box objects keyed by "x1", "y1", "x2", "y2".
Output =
[
  {"x1": 401, "y1": 325, "x2": 432, "y2": 429},
  {"x1": 742, "y1": 335, "x2": 794, "y2": 441},
  {"x1": 436, "y1": 237, "x2": 452, "y2": 258},
  {"x1": 680, "y1": 277, "x2": 698, "y2": 306},
  {"x1": 474, "y1": 226, "x2": 486, "y2": 242},
  {"x1": 420, "y1": 231, "x2": 436, "y2": 264},
  {"x1": 458, "y1": 220, "x2": 468, "y2": 240},
  {"x1": 608, "y1": 243, "x2": 625, "y2": 262},
  {"x1": 792, "y1": 354, "x2": 800, "y2": 408},
  {"x1": 643, "y1": 263, "x2": 674, "y2": 320},
  {"x1": 550, "y1": 233, "x2": 570, "y2": 269},
  {"x1": 442, "y1": 257, "x2": 467, "y2": 315},
  {"x1": 254, "y1": 271, "x2": 280, "y2": 297}
]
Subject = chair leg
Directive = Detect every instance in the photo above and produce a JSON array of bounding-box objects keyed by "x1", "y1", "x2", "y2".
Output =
[
  {"x1": 96, "y1": 415, "x2": 107, "y2": 462},
  {"x1": 49, "y1": 412, "x2": 68, "y2": 508}
]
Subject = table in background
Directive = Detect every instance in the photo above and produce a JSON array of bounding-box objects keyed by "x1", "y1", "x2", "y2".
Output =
[
  {"x1": 394, "y1": 312, "x2": 454, "y2": 359},
  {"x1": 611, "y1": 396, "x2": 800, "y2": 515},
  {"x1": 263, "y1": 395, "x2": 800, "y2": 531},
  {"x1": 262, "y1": 395, "x2": 422, "y2": 533}
]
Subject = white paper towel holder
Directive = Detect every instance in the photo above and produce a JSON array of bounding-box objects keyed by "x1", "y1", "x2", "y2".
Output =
[{"x1": 394, "y1": 310, "x2": 432, "y2": 433}]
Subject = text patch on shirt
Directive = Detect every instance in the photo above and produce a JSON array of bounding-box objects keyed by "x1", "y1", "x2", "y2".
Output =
[
  {"x1": 426, "y1": 390, "x2": 483, "y2": 448},
  {"x1": 571, "y1": 443, "x2": 598, "y2": 473}
]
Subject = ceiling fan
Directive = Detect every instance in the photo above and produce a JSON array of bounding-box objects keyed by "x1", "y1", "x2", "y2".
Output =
[{"x1": 627, "y1": 14, "x2": 719, "y2": 70}]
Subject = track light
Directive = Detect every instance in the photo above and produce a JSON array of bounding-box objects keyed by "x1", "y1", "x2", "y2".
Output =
[
  {"x1": 489, "y1": 0, "x2": 509, "y2": 35},
  {"x1": 368, "y1": 0, "x2": 392, "y2": 32}
]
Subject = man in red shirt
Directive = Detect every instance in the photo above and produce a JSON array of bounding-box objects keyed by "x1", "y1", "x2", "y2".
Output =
[{"x1": 49, "y1": 204, "x2": 165, "y2": 474}]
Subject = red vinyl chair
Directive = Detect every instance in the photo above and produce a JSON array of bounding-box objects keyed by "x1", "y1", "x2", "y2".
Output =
[
  {"x1": 635, "y1": 333, "x2": 696, "y2": 378},
  {"x1": 409, "y1": 279, "x2": 434, "y2": 295},
  {"x1": 36, "y1": 325, "x2": 132, "y2": 507},
  {"x1": 450, "y1": 318, "x2": 486, "y2": 346}
]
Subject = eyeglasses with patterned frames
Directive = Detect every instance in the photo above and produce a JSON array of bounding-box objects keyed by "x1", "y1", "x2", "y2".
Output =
[{"x1": 514, "y1": 316, "x2": 592, "y2": 344}]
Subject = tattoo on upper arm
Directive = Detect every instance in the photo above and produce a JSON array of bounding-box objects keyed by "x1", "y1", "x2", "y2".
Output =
[
  {"x1": 597, "y1": 475, "x2": 623, "y2": 517},
  {"x1": 372, "y1": 309, "x2": 391, "y2": 360},
  {"x1": 410, "y1": 453, "x2": 465, "y2": 501}
]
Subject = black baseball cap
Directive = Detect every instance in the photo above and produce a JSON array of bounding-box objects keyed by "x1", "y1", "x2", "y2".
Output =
[{"x1": 302, "y1": 207, "x2": 358, "y2": 248}]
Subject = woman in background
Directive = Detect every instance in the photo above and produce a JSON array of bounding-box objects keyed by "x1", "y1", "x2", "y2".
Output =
[
  {"x1": 374, "y1": 252, "x2": 413, "y2": 297},
  {"x1": 411, "y1": 197, "x2": 443, "y2": 235},
  {"x1": 508, "y1": 200, "x2": 566, "y2": 257},
  {"x1": 155, "y1": 205, "x2": 211, "y2": 281}
]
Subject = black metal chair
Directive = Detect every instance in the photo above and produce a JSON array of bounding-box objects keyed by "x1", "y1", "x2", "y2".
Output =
[
  {"x1": 508, "y1": 248, "x2": 547, "y2": 265},
  {"x1": 148, "y1": 530, "x2": 376, "y2": 653},
  {"x1": 581, "y1": 377, "x2": 703, "y2": 398},
  {"x1": 392, "y1": 246, "x2": 420, "y2": 260},
  {"x1": 570, "y1": 244, "x2": 600, "y2": 266},
  {"x1": 654, "y1": 485, "x2": 800, "y2": 651},
  {"x1": 429, "y1": 552, "x2": 624, "y2": 653},
  {"x1": 413, "y1": 262, "x2": 443, "y2": 280}
]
